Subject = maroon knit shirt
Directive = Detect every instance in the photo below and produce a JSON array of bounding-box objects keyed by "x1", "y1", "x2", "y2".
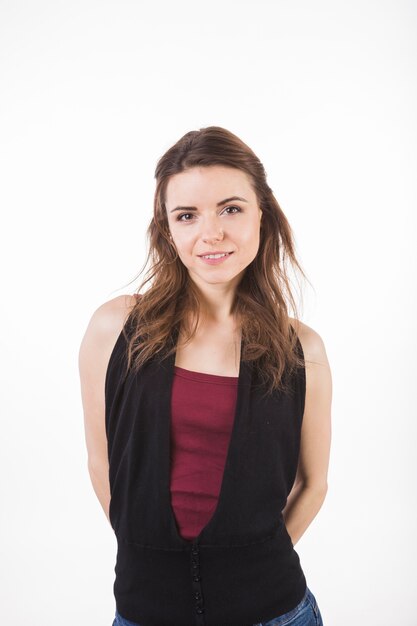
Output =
[{"x1": 170, "y1": 365, "x2": 239, "y2": 541}]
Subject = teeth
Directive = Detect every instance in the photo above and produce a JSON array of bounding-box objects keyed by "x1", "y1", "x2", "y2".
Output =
[{"x1": 202, "y1": 253, "x2": 229, "y2": 259}]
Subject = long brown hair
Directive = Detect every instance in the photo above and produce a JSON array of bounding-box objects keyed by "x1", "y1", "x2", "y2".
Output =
[{"x1": 121, "y1": 126, "x2": 310, "y2": 397}]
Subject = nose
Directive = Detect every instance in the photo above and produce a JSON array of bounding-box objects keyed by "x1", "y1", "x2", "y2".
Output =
[
  {"x1": 202, "y1": 231, "x2": 224, "y2": 244},
  {"x1": 201, "y1": 220, "x2": 224, "y2": 244}
]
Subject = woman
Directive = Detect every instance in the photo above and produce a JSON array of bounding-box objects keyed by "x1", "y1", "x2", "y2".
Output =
[{"x1": 79, "y1": 126, "x2": 332, "y2": 626}]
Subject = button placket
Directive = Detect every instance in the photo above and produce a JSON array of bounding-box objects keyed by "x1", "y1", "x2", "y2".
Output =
[{"x1": 190, "y1": 542, "x2": 206, "y2": 624}]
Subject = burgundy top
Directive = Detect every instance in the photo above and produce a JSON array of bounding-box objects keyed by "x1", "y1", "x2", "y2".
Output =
[{"x1": 170, "y1": 365, "x2": 239, "y2": 541}]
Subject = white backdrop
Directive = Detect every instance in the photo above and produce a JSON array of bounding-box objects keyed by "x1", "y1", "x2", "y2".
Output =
[{"x1": 1, "y1": 1, "x2": 416, "y2": 624}]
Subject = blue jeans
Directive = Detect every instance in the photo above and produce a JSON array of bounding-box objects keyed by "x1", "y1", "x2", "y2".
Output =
[{"x1": 112, "y1": 586, "x2": 324, "y2": 625}]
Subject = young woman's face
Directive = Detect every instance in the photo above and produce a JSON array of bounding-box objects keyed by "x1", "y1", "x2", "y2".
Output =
[{"x1": 165, "y1": 165, "x2": 263, "y2": 289}]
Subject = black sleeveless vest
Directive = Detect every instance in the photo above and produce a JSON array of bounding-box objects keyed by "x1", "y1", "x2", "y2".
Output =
[{"x1": 105, "y1": 312, "x2": 307, "y2": 626}]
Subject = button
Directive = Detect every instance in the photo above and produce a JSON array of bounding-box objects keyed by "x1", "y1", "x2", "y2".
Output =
[
  {"x1": 196, "y1": 607, "x2": 205, "y2": 614},
  {"x1": 192, "y1": 547, "x2": 199, "y2": 555},
  {"x1": 193, "y1": 575, "x2": 201, "y2": 582},
  {"x1": 194, "y1": 591, "x2": 201, "y2": 599}
]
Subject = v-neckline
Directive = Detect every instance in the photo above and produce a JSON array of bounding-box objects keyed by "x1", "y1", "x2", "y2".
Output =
[{"x1": 163, "y1": 332, "x2": 252, "y2": 548}]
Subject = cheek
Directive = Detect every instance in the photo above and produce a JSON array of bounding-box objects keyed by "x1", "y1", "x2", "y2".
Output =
[
  {"x1": 240, "y1": 224, "x2": 261, "y2": 248},
  {"x1": 175, "y1": 235, "x2": 197, "y2": 261},
  {"x1": 173, "y1": 231, "x2": 192, "y2": 248}
]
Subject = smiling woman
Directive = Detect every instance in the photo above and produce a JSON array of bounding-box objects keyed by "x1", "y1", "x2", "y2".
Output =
[
  {"x1": 78, "y1": 125, "x2": 331, "y2": 626},
  {"x1": 123, "y1": 127, "x2": 318, "y2": 395},
  {"x1": 165, "y1": 165, "x2": 263, "y2": 288}
]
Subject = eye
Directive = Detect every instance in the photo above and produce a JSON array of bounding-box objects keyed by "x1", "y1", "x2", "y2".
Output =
[
  {"x1": 176, "y1": 205, "x2": 242, "y2": 222},
  {"x1": 176, "y1": 212, "x2": 193, "y2": 222},
  {"x1": 224, "y1": 205, "x2": 242, "y2": 214}
]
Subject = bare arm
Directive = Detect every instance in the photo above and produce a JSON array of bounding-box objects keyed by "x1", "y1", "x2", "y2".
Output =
[
  {"x1": 78, "y1": 294, "x2": 137, "y2": 526},
  {"x1": 283, "y1": 323, "x2": 332, "y2": 546}
]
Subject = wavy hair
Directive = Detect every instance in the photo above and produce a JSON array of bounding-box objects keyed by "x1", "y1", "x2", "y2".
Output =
[{"x1": 121, "y1": 126, "x2": 310, "y2": 397}]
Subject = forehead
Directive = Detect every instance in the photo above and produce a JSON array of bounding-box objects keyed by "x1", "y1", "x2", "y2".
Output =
[{"x1": 165, "y1": 165, "x2": 255, "y2": 207}]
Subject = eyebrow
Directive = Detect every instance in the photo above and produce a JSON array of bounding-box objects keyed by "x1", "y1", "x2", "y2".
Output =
[{"x1": 169, "y1": 196, "x2": 248, "y2": 213}]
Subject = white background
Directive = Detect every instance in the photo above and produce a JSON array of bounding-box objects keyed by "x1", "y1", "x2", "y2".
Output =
[{"x1": 1, "y1": 1, "x2": 416, "y2": 624}]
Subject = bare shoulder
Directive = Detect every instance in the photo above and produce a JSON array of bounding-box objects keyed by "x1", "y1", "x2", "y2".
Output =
[
  {"x1": 78, "y1": 294, "x2": 138, "y2": 376},
  {"x1": 88, "y1": 294, "x2": 137, "y2": 337},
  {"x1": 288, "y1": 317, "x2": 330, "y2": 368},
  {"x1": 78, "y1": 294, "x2": 139, "y2": 473},
  {"x1": 288, "y1": 318, "x2": 332, "y2": 493}
]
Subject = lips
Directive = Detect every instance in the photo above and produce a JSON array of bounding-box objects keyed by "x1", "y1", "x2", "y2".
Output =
[{"x1": 198, "y1": 251, "x2": 233, "y2": 257}]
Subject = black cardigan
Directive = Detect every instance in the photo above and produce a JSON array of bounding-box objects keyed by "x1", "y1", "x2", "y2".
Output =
[{"x1": 105, "y1": 313, "x2": 307, "y2": 626}]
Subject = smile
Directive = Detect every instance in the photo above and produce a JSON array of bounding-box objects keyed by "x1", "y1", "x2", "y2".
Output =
[
  {"x1": 201, "y1": 252, "x2": 230, "y2": 259},
  {"x1": 199, "y1": 252, "x2": 233, "y2": 265}
]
